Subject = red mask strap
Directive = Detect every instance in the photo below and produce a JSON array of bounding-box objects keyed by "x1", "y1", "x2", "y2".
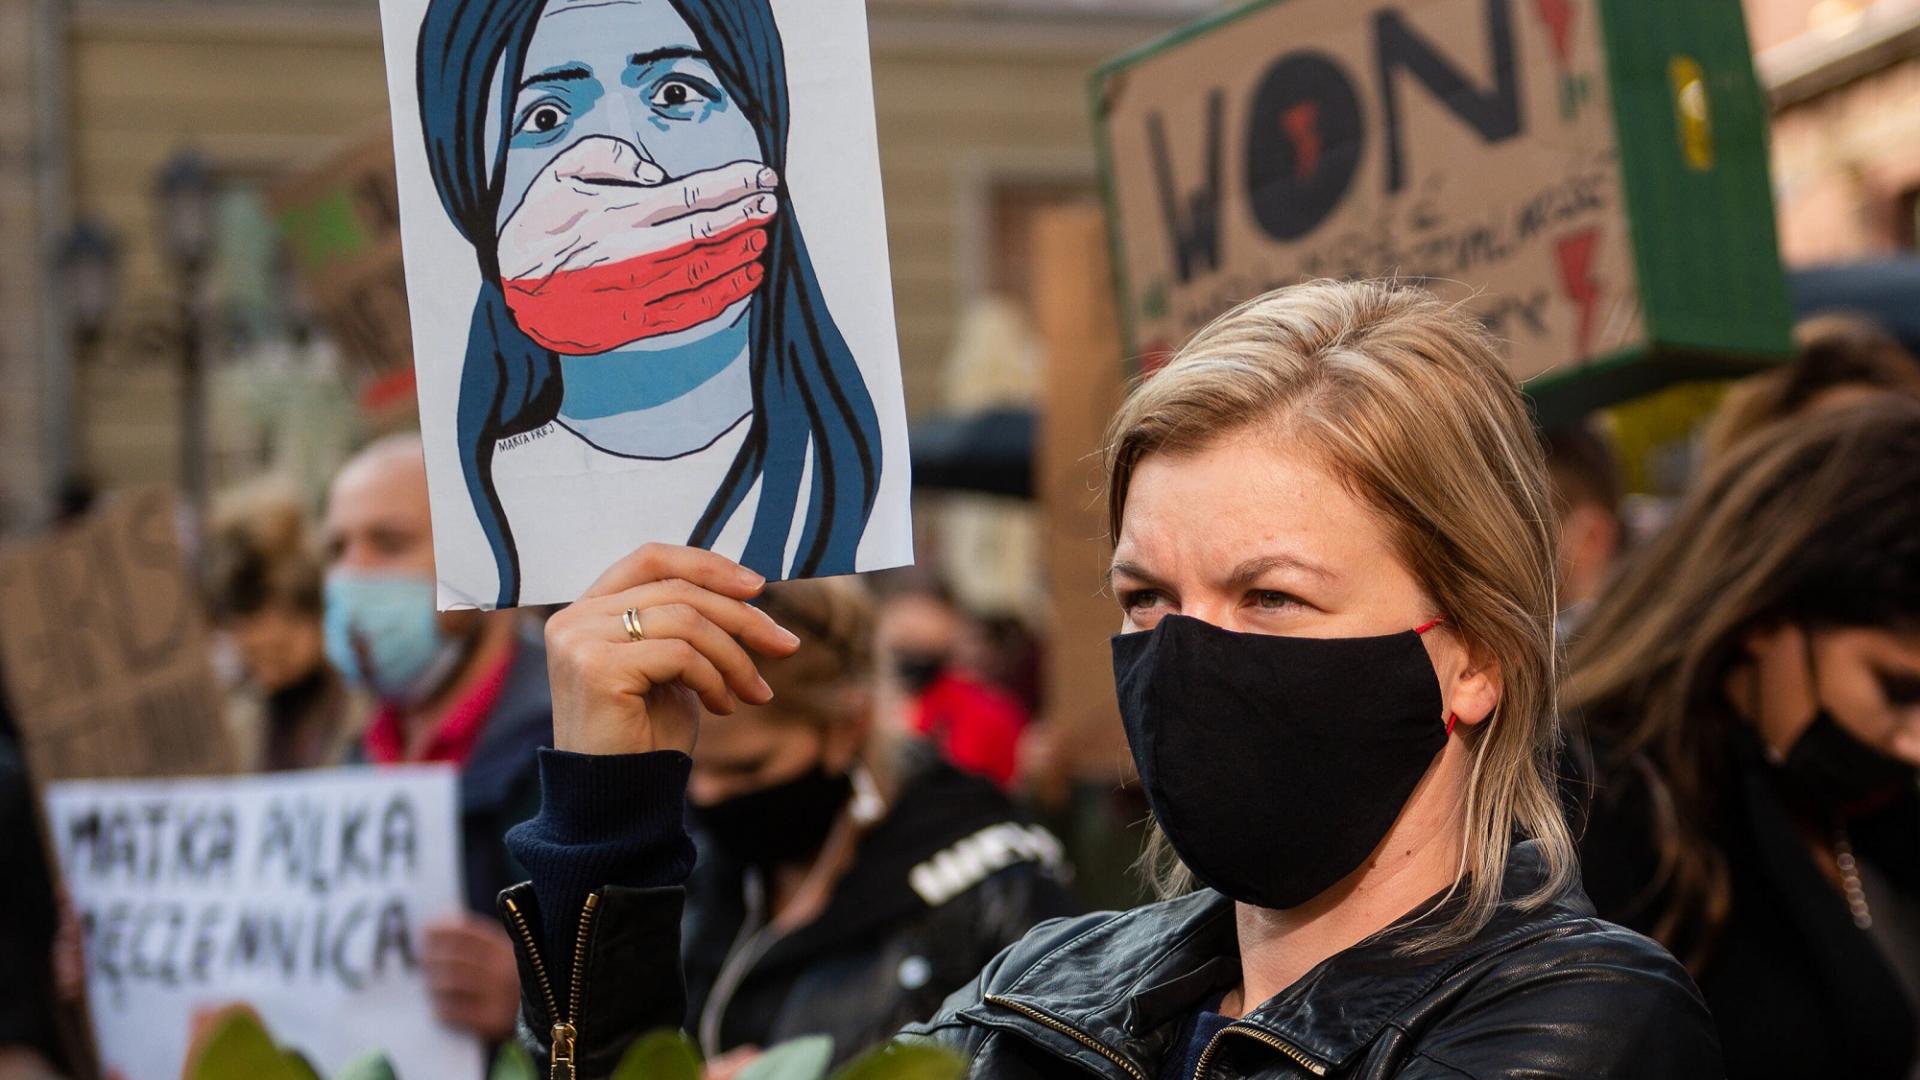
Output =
[{"x1": 1417, "y1": 616, "x2": 1455, "y2": 734}]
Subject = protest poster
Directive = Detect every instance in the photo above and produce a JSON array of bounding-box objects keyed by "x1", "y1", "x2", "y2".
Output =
[
  {"x1": 0, "y1": 488, "x2": 235, "y2": 781},
  {"x1": 1094, "y1": 0, "x2": 1793, "y2": 419},
  {"x1": 275, "y1": 129, "x2": 417, "y2": 421},
  {"x1": 43, "y1": 766, "x2": 482, "y2": 1080},
  {"x1": 376, "y1": 0, "x2": 915, "y2": 610}
]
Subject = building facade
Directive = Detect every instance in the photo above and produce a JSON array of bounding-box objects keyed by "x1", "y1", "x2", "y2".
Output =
[{"x1": 0, "y1": 0, "x2": 1206, "y2": 525}]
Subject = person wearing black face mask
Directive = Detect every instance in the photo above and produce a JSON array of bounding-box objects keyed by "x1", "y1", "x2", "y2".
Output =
[
  {"x1": 1569, "y1": 398, "x2": 1920, "y2": 1080},
  {"x1": 499, "y1": 282, "x2": 1717, "y2": 1080},
  {"x1": 658, "y1": 578, "x2": 1074, "y2": 1075}
]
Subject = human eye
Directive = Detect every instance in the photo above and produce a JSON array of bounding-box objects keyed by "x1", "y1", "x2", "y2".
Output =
[
  {"x1": 1118, "y1": 588, "x2": 1168, "y2": 616},
  {"x1": 649, "y1": 74, "x2": 721, "y2": 118},
  {"x1": 1249, "y1": 589, "x2": 1307, "y2": 613},
  {"x1": 512, "y1": 98, "x2": 571, "y2": 145}
]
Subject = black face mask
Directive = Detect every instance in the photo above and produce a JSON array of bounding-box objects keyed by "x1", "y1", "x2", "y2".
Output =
[
  {"x1": 1113, "y1": 614, "x2": 1449, "y2": 910},
  {"x1": 1769, "y1": 630, "x2": 1918, "y2": 816},
  {"x1": 690, "y1": 766, "x2": 854, "y2": 868},
  {"x1": 893, "y1": 651, "x2": 948, "y2": 695},
  {"x1": 1778, "y1": 711, "x2": 1917, "y2": 816}
]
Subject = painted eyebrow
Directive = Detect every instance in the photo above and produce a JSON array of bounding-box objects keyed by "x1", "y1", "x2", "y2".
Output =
[
  {"x1": 629, "y1": 46, "x2": 704, "y2": 68},
  {"x1": 517, "y1": 64, "x2": 592, "y2": 92}
]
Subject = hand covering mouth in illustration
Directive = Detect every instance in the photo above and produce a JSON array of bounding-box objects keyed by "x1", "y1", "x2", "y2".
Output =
[{"x1": 497, "y1": 135, "x2": 778, "y2": 354}]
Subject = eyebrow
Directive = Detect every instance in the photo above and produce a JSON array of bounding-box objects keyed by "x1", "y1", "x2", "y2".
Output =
[
  {"x1": 518, "y1": 64, "x2": 592, "y2": 92},
  {"x1": 1106, "y1": 560, "x2": 1166, "y2": 592},
  {"x1": 630, "y1": 46, "x2": 704, "y2": 68},
  {"x1": 1106, "y1": 553, "x2": 1335, "y2": 592},
  {"x1": 1225, "y1": 554, "x2": 1335, "y2": 587}
]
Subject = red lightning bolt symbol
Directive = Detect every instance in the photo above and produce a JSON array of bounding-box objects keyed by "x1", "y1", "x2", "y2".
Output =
[
  {"x1": 1283, "y1": 101, "x2": 1323, "y2": 184},
  {"x1": 1534, "y1": 0, "x2": 1576, "y2": 67},
  {"x1": 1556, "y1": 229, "x2": 1602, "y2": 357}
]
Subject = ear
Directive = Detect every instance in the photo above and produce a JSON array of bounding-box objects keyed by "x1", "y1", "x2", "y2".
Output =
[
  {"x1": 1564, "y1": 504, "x2": 1621, "y2": 564},
  {"x1": 1742, "y1": 621, "x2": 1798, "y2": 663},
  {"x1": 818, "y1": 687, "x2": 873, "y2": 771},
  {"x1": 1445, "y1": 638, "x2": 1504, "y2": 731}
]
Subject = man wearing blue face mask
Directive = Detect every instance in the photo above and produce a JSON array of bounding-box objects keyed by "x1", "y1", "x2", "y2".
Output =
[{"x1": 322, "y1": 434, "x2": 551, "y2": 1047}]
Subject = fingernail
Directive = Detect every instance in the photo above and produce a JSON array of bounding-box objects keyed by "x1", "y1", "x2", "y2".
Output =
[
  {"x1": 739, "y1": 567, "x2": 765, "y2": 589},
  {"x1": 778, "y1": 625, "x2": 800, "y2": 648},
  {"x1": 757, "y1": 167, "x2": 779, "y2": 189},
  {"x1": 755, "y1": 675, "x2": 775, "y2": 702},
  {"x1": 746, "y1": 230, "x2": 766, "y2": 252},
  {"x1": 754, "y1": 194, "x2": 775, "y2": 215}
]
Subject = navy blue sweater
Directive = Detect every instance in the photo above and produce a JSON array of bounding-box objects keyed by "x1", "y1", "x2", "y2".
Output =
[{"x1": 505, "y1": 748, "x2": 697, "y2": 991}]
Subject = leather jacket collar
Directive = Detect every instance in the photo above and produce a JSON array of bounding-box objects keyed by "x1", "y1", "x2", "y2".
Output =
[{"x1": 963, "y1": 841, "x2": 1588, "y2": 1076}]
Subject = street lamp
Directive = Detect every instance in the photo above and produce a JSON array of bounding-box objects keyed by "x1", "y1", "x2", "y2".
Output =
[
  {"x1": 56, "y1": 219, "x2": 121, "y2": 350},
  {"x1": 155, "y1": 149, "x2": 216, "y2": 273},
  {"x1": 153, "y1": 147, "x2": 218, "y2": 546},
  {"x1": 52, "y1": 220, "x2": 122, "y2": 498}
]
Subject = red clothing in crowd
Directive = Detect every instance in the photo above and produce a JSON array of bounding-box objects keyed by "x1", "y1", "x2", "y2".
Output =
[
  {"x1": 361, "y1": 643, "x2": 515, "y2": 766},
  {"x1": 911, "y1": 670, "x2": 1027, "y2": 789}
]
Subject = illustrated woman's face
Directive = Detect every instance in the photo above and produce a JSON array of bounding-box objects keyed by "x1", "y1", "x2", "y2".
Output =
[{"x1": 494, "y1": 0, "x2": 762, "y2": 232}]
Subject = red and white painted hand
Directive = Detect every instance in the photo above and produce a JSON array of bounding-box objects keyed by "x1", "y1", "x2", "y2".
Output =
[{"x1": 498, "y1": 136, "x2": 777, "y2": 354}]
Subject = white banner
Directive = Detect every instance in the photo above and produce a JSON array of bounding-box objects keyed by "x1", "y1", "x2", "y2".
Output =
[{"x1": 44, "y1": 766, "x2": 483, "y2": 1080}]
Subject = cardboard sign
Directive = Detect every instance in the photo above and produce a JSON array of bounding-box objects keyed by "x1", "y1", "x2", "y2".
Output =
[
  {"x1": 1095, "y1": 0, "x2": 1791, "y2": 417},
  {"x1": 275, "y1": 130, "x2": 417, "y2": 415},
  {"x1": 0, "y1": 489, "x2": 235, "y2": 781},
  {"x1": 378, "y1": 0, "x2": 915, "y2": 609},
  {"x1": 43, "y1": 766, "x2": 482, "y2": 1080}
]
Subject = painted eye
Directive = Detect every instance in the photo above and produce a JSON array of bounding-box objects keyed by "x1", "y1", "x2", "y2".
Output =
[
  {"x1": 518, "y1": 103, "x2": 566, "y2": 135},
  {"x1": 651, "y1": 78, "x2": 708, "y2": 110}
]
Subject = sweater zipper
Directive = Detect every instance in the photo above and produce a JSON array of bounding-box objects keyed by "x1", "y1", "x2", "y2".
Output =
[
  {"x1": 504, "y1": 892, "x2": 602, "y2": 1080},
  {"x1": 1189, "y1": 1023, "x2": 1328, "y2": 1078},
  {"x1": 983, "y1": 994, "x2": 1149, "y2": 1080}
]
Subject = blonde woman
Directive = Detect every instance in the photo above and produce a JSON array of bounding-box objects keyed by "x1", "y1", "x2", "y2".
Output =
[
  {"x1": 504, "y1": 280, "x2": 1717, "y2": 1078},
  {"x1": 1568, "y1": 399, "x2": 1920, "y2": 1080}
]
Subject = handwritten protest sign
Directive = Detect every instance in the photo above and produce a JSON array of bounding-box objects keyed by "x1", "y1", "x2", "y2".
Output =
[
  {"x1": 0, "y1": 488, "x2": 234, "y2": 781},
  {"x1": 43, "y1": 766, "x2": 482, "y2": 1080},
  {"x1": 1095, "y1": 0, "x2": 1791, "y2": 418},
  {"x1": 378, "y1": 0, "x2": 915, "y2": 609},
  {"x1": 275, "y1": 129, "x2": 417, "y2": 419}
]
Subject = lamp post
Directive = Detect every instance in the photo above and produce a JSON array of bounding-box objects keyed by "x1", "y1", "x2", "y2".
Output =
[
  {"x1": 153, "y1": 148, "x2": 217, "y2": 540},
  {"x1": 53, "y1": 219, "x2": 121, "y2": 490}
]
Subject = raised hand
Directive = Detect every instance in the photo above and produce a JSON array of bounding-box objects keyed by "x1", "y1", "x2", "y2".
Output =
[{"x1": 542, "y1": 544, "x2": 801, "y2": 757}]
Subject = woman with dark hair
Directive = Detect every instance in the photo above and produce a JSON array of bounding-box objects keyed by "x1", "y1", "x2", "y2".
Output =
[
  {"x1": 1568, "y1": 398, "x2": 1920, "y2": 1079},
  {"x1": 417, "y1": 0, "x2": 883, "y2": 608}
]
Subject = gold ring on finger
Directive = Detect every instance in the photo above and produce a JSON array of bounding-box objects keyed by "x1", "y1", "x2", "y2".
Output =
[{"x1": 622, "y1": 607, "x2": 646, "y2": 643}]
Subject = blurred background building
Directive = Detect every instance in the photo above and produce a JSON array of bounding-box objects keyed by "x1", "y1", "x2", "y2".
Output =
[
  {"x1": 4, "y1": 0, "x2": 1920, "y2": 534},
  {"x1": 0, "y1": 0, "x2": 1215, "y2": 531}
]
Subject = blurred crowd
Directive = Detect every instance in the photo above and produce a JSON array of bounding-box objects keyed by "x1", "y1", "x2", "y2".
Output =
[{"x1": 1, "y1": 310, "x2": 1918, "y2": 1079}]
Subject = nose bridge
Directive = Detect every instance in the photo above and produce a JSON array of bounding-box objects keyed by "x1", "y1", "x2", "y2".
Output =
[
  {"x1": 1182, "y1": 596, "x2": 1236, "y2": 630},
  {"x1": 592, "y1": 90, "x2": 654, "y2": 160}
]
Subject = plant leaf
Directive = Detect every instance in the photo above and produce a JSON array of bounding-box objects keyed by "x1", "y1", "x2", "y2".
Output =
[
  {"x1": 331, "y1": 1050, "x2": 399, "y2": 1080},
  {"x1": 490, "y1": 1042, "x2": 538, "y2": 1080},
  {"x1": 611, "y1": 1029, "x2": 703, "y2": 1080},
  {"x1": 283, "y1": 1049, "x2": 324, "y2": 1080},
  {"x1": 827, "y1": 1042, "x2": 965, "y2": 1080},
  {"x1": 187, "y1": 1010, "x2": 303, "y2": 1080},
  {"x1": 737, "y1": 1035, "x2": 835, "y2": 1080}
]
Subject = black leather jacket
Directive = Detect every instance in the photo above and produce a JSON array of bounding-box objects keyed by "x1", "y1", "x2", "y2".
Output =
[{"x1": 504, "y1": 839, "x2": 1720, "y2": 1078}]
